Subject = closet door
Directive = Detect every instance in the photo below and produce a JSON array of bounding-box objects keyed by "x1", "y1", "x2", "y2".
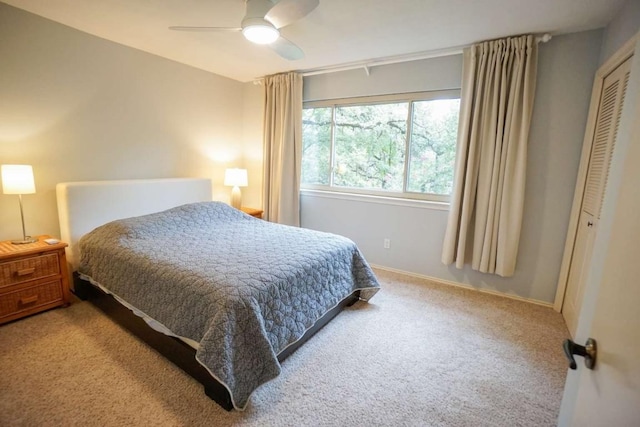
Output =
[{"x1": 562, "y1": 57, "x2": 631, "y2": 337}]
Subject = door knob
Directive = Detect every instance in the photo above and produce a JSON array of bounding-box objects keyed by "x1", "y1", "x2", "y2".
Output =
[
  {"x1": 563, "y1": 338, "x2": 597, "y2": 370},
  {"x1": 587, "y1": 221, "x2": 594, "y2": 227}
]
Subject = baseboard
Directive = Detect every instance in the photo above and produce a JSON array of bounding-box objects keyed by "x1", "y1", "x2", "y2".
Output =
[{"x1": 369, "y1": 264, "x2": 553, "y2": 308}]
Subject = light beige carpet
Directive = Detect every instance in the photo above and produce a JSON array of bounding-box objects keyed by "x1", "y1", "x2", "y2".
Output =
[{"x1": 0, "y1": 269, "x2": 569, "y2": 426}]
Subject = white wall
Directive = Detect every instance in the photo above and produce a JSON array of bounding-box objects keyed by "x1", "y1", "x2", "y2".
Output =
[
  {"x1": 304, "y1": 54, "x2": 463, "y2": 101},
  {"x1": 599, "y1": 0, "x2": 640, "y2": 65},
  {"x1": 301, "y1": 30, "x2": 603, "y2": 304},
  {"x1": 0, "y1": 3, "x2": 249, "y2": 241}
]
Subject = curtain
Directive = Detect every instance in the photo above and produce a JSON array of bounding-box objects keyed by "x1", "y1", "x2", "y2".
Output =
[
  {"x1": 442, "y1": 35, "x2": 538, "y2": 277},
  {"x1": 262, "y1": 72, "x2": 303, "y2": 226}
]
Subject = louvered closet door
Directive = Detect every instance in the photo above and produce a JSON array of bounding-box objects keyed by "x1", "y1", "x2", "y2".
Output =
[{"x1": 562, "y1": 57, "x2": 631, "y2": 337}]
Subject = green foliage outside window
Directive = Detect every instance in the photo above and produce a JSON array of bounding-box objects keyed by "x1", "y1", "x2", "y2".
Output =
[
  {"x1": 302, "y1": 93, "x2": 460, "y2": 200},
  {"x1": 302, "y1": 107, "x2": 332, "y2": 185},
  {"x1": 408, "y1": 99, "x2": 460, "y2": 195},
  {"x1": 334, "y1": 103, "x2": 407, "y2": 191}
]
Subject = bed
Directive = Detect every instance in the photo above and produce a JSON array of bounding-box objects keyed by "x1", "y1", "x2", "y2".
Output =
[{"x1": 56, "y1": 178, "x2": 380, "y2": 410}]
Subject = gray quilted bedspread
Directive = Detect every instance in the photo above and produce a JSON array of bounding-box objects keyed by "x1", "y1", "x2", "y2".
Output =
[{"x1": 78, "y1": 201, "x2": 379, "y2": 409}]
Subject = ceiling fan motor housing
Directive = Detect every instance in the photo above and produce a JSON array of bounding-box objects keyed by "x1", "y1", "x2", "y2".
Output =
[
  {"x1": 243, "y1": 0, "x2": 276, "y2": 23},
  {"x1": 241, "y1": 0, "x2": 280, "y2": 44}
]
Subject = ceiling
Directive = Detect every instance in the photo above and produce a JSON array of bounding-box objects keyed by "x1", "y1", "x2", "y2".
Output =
[{"x1": 2, "y1": 0, "x2": 625, "y2": 82}]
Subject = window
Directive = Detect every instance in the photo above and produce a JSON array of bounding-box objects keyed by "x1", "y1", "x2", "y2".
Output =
[{"x1": 302, "y1": 90, "x2": 460, "y2": 202}]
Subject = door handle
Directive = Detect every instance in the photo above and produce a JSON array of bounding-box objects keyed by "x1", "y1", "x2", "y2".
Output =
[
  {"x1": 563, "y1": 338, "x2": 597, "y2": 370},
  {"x1": 587, "y1": 221, "x2": 594, "y2": 227}
]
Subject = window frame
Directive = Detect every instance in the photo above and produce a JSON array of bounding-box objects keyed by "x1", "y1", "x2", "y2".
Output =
[{"x1": 302, "y1": 89, "x2": 461, "y2": 203}]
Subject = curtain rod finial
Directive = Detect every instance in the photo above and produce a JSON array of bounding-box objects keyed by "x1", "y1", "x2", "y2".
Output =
[{"x1": 537, "y1": 33, "x2": 552, "y2": 44}]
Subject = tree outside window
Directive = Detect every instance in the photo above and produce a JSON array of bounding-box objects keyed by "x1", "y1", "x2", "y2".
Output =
[{"x1": 302, "y1": 91, "x2": 460, "y2": 202}]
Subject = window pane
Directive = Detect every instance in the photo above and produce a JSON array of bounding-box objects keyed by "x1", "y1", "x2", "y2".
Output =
[
  {"x1": 407, "y1": 99, "x2": 460, "y2": 195},
  {"x1": 302, "y1": 107, "x2": 332, "y2": 185},
  {"x1": 334, "y1": 103, "x2": 408, "y2": 191}
]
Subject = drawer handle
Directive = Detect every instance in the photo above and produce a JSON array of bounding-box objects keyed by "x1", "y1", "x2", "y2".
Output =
[
  {"x1": 16, "y1": 268, "x2": 36, "y2": 277},
  {"x1": 20, "y1": 295, "x2": 39, "y2": 305}
]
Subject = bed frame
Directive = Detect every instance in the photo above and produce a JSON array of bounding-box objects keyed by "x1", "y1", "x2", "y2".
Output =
[
  {"x1": 56, "y1": 178, "x2": 359, "y2": 410},
  {"x1": 73, "y1": 273, "x2": 359, "y2": 410}
]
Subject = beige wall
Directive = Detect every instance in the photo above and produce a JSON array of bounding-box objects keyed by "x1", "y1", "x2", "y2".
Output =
[
  {"x1": 0, "y1": 3, "x2": 256, "y2": 241},
  {"x1": 241, "y1": 82, "x2": 265, "y2": 209}
]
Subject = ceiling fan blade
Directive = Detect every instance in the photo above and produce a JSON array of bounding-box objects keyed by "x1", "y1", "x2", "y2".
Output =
[
  {"x1": 269, "y1": 37, "x2": 304, "y2": 60},
  {"x1": 265, "y1": 0, "x2": 319, "y2": 29},
  {"x1": 169, "y1": 26, "x2": 241, "y2": 32}
]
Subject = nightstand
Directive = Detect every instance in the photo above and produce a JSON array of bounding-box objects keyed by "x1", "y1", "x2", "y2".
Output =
[
  {"x1": 240, "y1": 207, "x2": 263, "y2": 219},
  {"x1": 0, "y1": 235, "x2": 71, "y2": 324}
]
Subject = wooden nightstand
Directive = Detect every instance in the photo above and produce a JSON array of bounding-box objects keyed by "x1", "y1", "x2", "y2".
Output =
[
  {"x1": 0, "y1": 235, "x2": 71, "y2": 324},
  {"x1": 241, "y1": 207, "x2": 263, "y2": 219}
]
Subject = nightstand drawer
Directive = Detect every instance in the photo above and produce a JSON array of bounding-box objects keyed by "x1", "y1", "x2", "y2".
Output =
[
  {"x1": 0, "y1": 253, "x2": 60, "y2": 288},
  {"x1": 0, "y1": 280, "x2": 63, "y2": 319}
]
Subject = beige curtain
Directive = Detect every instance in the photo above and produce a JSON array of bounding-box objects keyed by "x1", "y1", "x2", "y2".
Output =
[
  {"x1": 262, "y1": 72, "x2": 303, "y2": 226},
  {"x1": 442, "y1": 35, "x2": 538, "y2": 277}
]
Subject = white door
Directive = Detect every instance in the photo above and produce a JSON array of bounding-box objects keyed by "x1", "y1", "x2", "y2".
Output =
[
  {"x1": 562, "y1": 211, "x2": 596, "y2": 335},
  {"x1": 561, "y1": 57, "x2": 631, "y2": 337},
  {"x1": 558, "y1": 45, "x2": 640, "y2": 426}
]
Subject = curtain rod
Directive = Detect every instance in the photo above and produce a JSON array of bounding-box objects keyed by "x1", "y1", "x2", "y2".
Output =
[{"x1": 298, "y1": 33, "x2": 552, "y2": 78}]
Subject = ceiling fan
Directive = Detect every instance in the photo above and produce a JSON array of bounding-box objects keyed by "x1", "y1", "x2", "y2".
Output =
[{"x1": 169, "y1": 0, "x2": 319, "y2": 60}]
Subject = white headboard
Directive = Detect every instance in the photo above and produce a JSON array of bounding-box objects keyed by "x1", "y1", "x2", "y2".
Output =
[{"x1": 56, "y1": 178, "x2": 212, "y2": 270}]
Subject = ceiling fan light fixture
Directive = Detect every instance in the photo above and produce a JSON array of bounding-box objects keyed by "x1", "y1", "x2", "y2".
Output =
[{"x1": 242, "y1": 24, "x2": 279, "y2": 44}]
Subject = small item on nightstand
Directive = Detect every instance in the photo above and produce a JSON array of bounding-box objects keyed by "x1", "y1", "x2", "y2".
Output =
[{"x1": 44, "y1": 238, "x2": 60, "y2": 245}]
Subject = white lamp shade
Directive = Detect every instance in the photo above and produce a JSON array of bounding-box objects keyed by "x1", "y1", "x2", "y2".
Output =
[
  {"x1": 1, "y1": 165, "x2": 36, "y2": 194},
  {"x1": 224, "y1": 168, "x2": 248, "y2": 187}
]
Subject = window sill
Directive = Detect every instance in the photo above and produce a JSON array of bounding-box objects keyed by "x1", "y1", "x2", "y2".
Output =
[{"x1": 300, "y1": 189, "x2": 450, "y2": 211}]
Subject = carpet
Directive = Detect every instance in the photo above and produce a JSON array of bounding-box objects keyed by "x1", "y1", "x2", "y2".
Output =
[{"x1": 0, "y1": 269, "x2": 569, "y2": 426}]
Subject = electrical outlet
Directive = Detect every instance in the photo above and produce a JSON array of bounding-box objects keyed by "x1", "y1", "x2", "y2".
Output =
[{"x1": 383, "y1": 238, "x2": 390, "y2": 249}]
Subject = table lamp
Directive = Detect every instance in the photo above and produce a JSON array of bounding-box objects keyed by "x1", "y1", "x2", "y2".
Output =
[
  {"x1": 224, "y1": 168, "x2": 248, "y2": 209},
  {"x1": 1, "y1": 164, "x2": 38, "y2": 244}
]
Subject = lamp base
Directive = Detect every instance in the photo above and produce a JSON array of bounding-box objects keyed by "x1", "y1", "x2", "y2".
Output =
[
  {"x1": 230, "y1": 186, "x2": 242, "y2": 209},
  {"x1": 11, "y1": 236, "x2": 38, "y2": 245}
]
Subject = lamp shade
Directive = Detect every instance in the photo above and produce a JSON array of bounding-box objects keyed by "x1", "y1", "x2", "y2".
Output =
[
  {"x1": 224, "y1": 168, "x2": 248, "y2": 187},
  {"x1": 1, "y1": 165, "x2": 36, "y2": 195}
]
